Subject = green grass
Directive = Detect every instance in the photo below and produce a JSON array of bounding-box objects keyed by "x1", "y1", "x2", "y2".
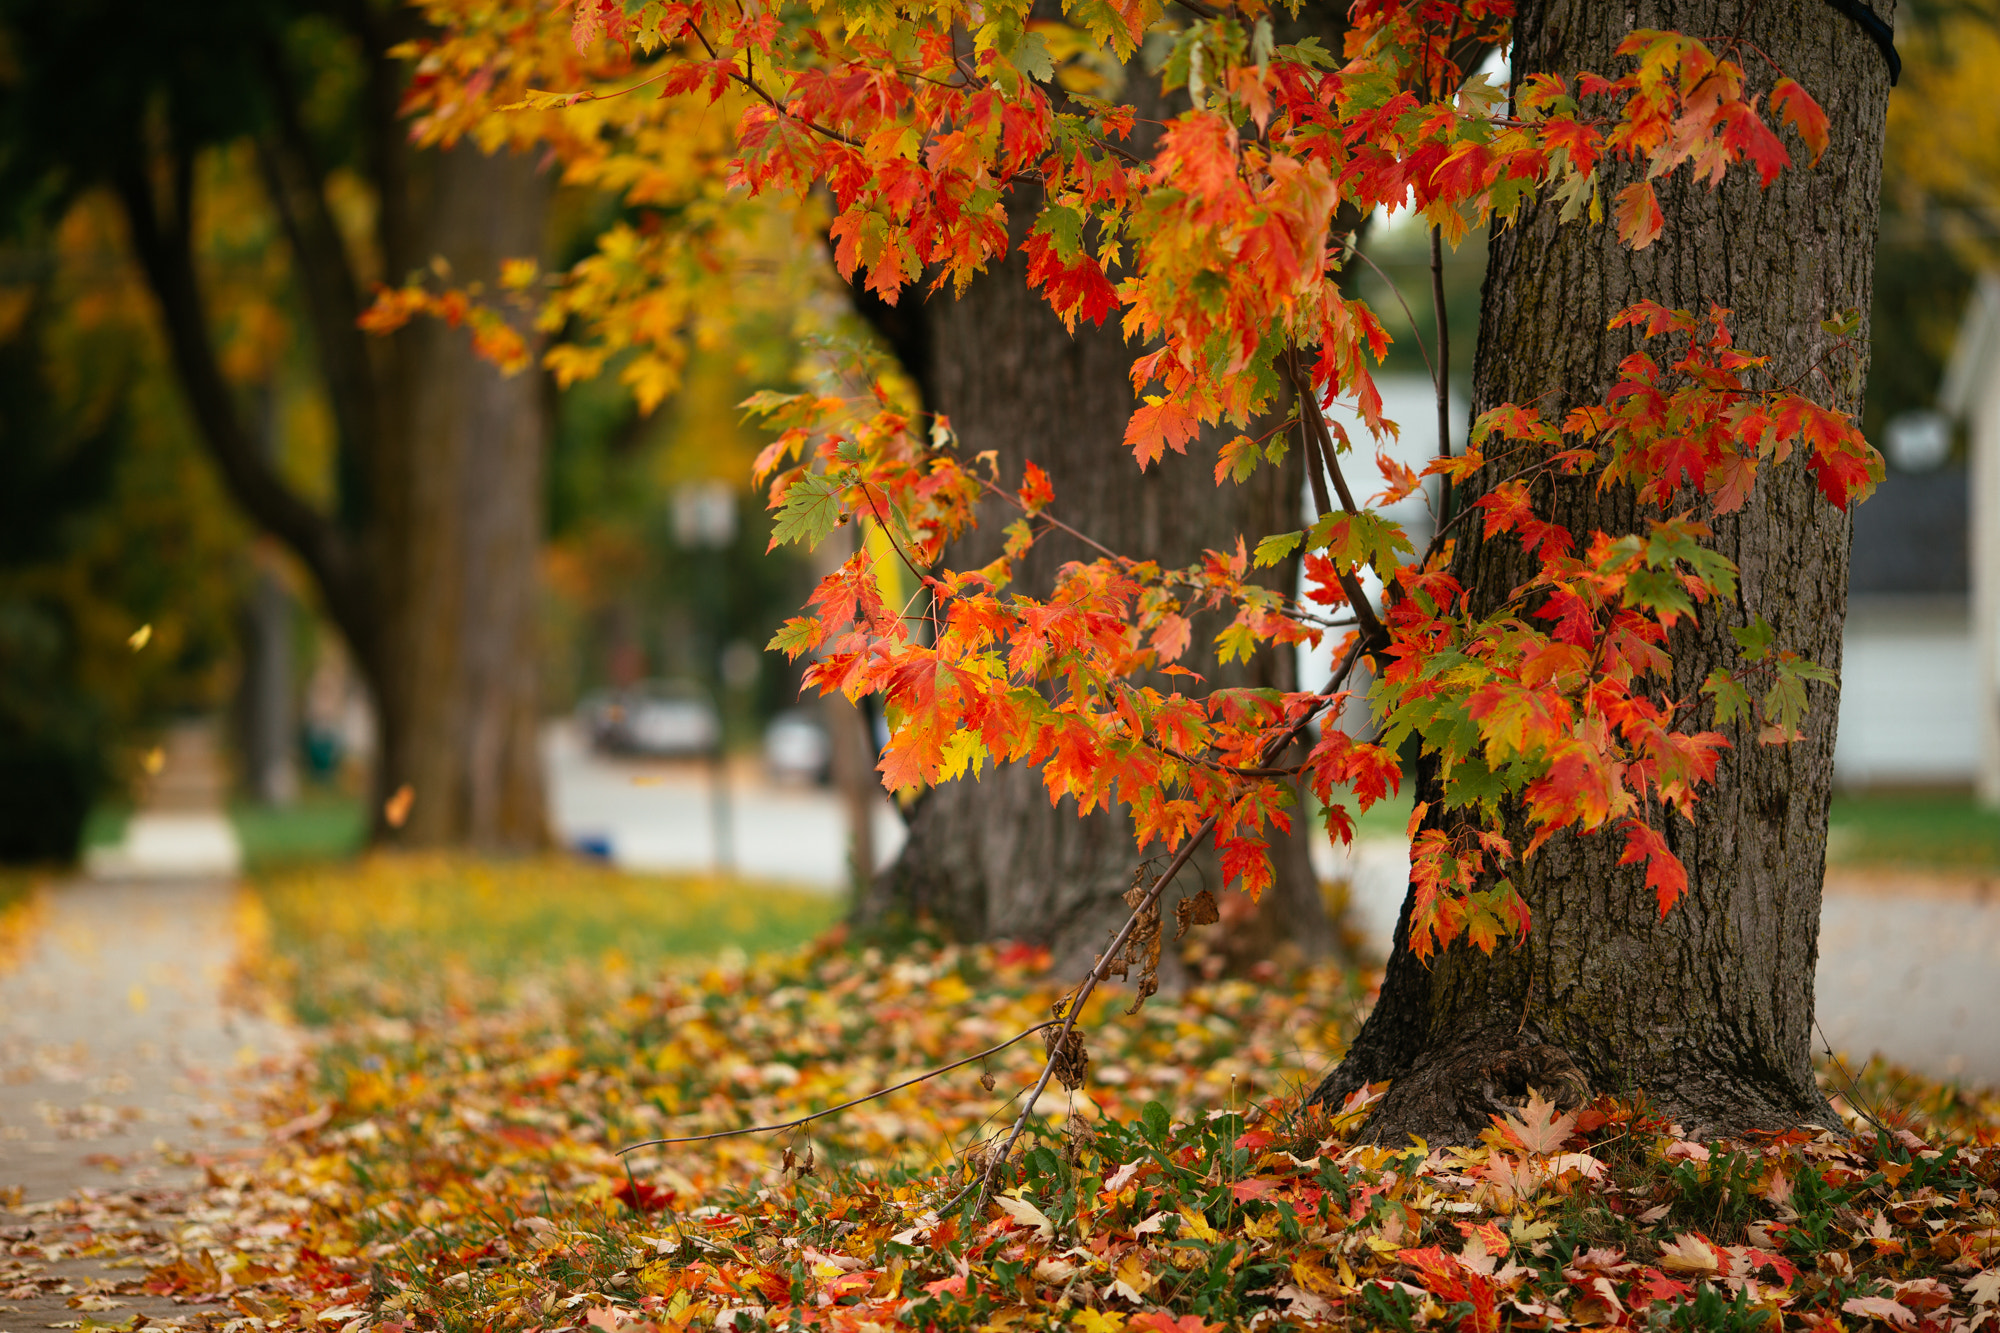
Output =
[
  {"x1": 1328, "y1": 788, "x2": 2000, "y2": 873},
  {"x1": 247, "y1": 853, "x2": 844, "y2": 1023},
  {"x1": 82, "y1": 794, "x2": 368, "y2": 870},
  {"x1": 1827, "y1": 792, "x2": 2000, "y2": 871},
  {"x1": 81, "y1": 804, "x2": 128, "y2": 851},
  {"x1": 1311, "y1": 786, "x2": 1415, "y2": 842},
  {"x1": 230, "y1": 794, "x2": 369, "y2": 870}
]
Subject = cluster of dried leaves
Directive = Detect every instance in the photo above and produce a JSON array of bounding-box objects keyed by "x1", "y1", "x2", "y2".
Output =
[{"x1": 10, "y1": 929, "x2": 1980, "y2": 1333}]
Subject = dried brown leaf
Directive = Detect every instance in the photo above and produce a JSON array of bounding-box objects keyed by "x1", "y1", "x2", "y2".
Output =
[{"x1": 1174, "y1": 888, "x2": 1219, "y2": 940}]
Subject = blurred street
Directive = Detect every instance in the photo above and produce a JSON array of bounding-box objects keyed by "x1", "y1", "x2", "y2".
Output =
[
  {"x1": 543, "y1": 722, "x2": 906, "y2": 889},
  {"x1": 1316, "y1": 838, "x2": 2000, "y2": 1089}
]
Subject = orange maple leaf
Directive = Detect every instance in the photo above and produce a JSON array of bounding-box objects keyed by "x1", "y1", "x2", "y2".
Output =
[
  {"x1": 1614, "y1": 180, "x2": 1664, "y2": 249},
  {"x1": 1125, "y1": 396, "x2": 1202, "y2": 469}
]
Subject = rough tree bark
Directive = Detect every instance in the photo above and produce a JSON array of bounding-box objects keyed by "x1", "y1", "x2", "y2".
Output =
[
  {"x1": 112, "y1": 16, "x2": 551, "y2": 847},
  {"x1": 1311, "y1": 0, "x2": 1895, "y2": 1144},
  {"x1": 852, "y1": 211, "x2": 1334, "y2": 977},
  {"x1": 368, "y1": 145, "x2": 551, "y2": 847}
]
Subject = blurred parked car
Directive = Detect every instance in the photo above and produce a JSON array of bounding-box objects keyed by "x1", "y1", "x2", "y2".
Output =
[
  {"x1": 763, "y1": 709, "x2": 831, "y2": 784},
  {"x1": 587, "y1": 680, "x2": 722, "y2": 757},
  {"x1": 577, "y1": 689, "x2": 624, "y2": 750}
]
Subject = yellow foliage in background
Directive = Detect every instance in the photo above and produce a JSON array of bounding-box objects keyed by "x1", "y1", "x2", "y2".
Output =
[{"x1": 1886, "y1": 4, "x2": 2000, "y2": 266}]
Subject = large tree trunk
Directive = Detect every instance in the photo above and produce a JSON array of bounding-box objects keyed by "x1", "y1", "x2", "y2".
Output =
[
  {"x1": 119, "y1": 34, "x2": 555, "y2": 850},
  {"x1": 853, "y1": 215, "x2": 1333, "y2": 976},
  {"x1": 1312, "y1": 0, "x2": 1894, "y2": 1144},
  {"x1": 368, "y1": 145, "x2": 552, "y2": 848}
]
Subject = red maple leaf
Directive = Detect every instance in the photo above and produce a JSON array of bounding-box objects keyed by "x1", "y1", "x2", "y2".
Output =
[
  {"x1": 1769, "y1": 77, "x2": 1829, "y2": 162},
  {"x1": 1021, "y1": 231, "x2": 1119, "y2": 331},
  {"x1": 1217, "y1": 834, "x2": 1274, "y2": 900},
  {"x1": 612, "y1": 1179, "x2": 676, "y2": 1212},
  {"x1": 1619, "y1": 817, "x2": 1689, "y2": 915},
  {"x1": 1125, "y1": 396, "x2": 1202, "y2": 468},
  {"x1": 1016, "y1": 460, "x2": 1055, "y2": 513}
]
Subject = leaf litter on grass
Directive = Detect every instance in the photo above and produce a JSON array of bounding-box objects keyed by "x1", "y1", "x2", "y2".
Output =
[
  {"x1": 38, "y1": 858, "x2": 2000, "y2": 1333},
  {"x1": 237, "y1": 854, "x2": 843, "y2": 1024}
]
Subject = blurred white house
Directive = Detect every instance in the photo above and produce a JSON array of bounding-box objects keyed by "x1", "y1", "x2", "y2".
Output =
[
  {"x1": 1836, "y1": 276, "x2": 1994, "y2": 791},
  {"x1": 1295, "y1": 302, "x2": 2000, "y2": 793},
  {"x1": 1833, "y1": 412, "x2": 1975, "y2": 787}
]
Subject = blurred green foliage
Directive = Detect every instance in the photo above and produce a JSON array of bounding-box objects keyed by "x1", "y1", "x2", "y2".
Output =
[{"x1": 0, "y1": 275, "x2": 248, "y2": 862}]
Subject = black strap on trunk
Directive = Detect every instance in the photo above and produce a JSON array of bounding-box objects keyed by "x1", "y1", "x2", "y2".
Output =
[{"x1": 1823, "y1": 0, "x2": 1902, "y2": 85}]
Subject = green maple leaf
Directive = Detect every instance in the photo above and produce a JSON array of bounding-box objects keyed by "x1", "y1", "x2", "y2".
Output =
[
  {"x1": 767, "y1": 617, "x2": 820, "y2": 659},
  {"x1": 1701, "y1": 668, "x2": 1752, "y2": 726},
  {"x1": 769, "y1": 471, "x2": 845, "y2": 551},
  {"x1": 1253, "y1": 530, "x2": 1303, "y2": 568}
]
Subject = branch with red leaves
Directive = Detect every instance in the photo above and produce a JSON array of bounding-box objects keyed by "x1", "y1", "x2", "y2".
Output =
[{"x1": 382, "y1": 0, "x2": 1880, "y2": 969}]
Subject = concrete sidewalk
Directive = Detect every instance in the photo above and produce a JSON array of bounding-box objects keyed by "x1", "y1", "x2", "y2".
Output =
[
  {"x1": 1, "y1": 721, "x2": 285, "y2": 1331},
  {"x1": 0, "y1": 875, "x2": 295, "y2": 1331},
  {"x1": 0, "y1": 877, "x2": 292, "y2": 1202}
]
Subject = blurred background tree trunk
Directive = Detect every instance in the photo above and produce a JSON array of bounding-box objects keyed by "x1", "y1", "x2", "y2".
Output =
[
  {"x1": 366, "y1": 144, "x2": 552, "y2": 846},
  {"x1": 10, "y1": 4, "x2": 560, "y2": 848}
]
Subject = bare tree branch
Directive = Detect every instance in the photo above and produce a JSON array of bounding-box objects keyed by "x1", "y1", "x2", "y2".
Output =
[
  {"x1": 112, "y1": 150, "x2": 372, "y2": 659},
  {"x1": 252, "y1": 36, "x2": 381, "y2": 496}
]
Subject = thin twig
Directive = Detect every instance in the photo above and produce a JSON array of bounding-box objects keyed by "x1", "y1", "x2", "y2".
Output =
[
  {"x1": 617, "y1": 1021, "x2": 1063, "y2": 1151},
  {"x1": 687, "y1": 24, "x2": 862, "y2": 148},
  {"x1": 1140, "y1": 732, "x2": 1306, "y2": 780},
  {"x1": 1815, "y1": 1018, "x2": 1893, "y2": 1139},
  {"x1": 1429, "y1": 224, "x2": 1456, "y2": 527},
  {"x1": 978, "y1": 477, "x2": 1124, "y2": 563},
  {"x1": 963, "y1": 811, "x2": 1221, "y2": 1212},
  {"x1": 858, "y1": 484, "x2": 942, "y2": 640},
  {"x1": 1283, "y1": 351, "x2": 1390, "y2": 651},
  {"x1": 962, "y1": 633, "x2": 1369, "y2": 1216},
  {"x1": 984, "y1": 471, "x2": 1355, "y2": 635},
  {"x1": 1346, "y1": 247, "x2": 1440, "y2": 394}
]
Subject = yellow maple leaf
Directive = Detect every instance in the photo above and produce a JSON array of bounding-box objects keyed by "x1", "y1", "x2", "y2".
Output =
[{"x1": 1076, "y1": 1309, "x2": 1125, "y2": 1333}]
